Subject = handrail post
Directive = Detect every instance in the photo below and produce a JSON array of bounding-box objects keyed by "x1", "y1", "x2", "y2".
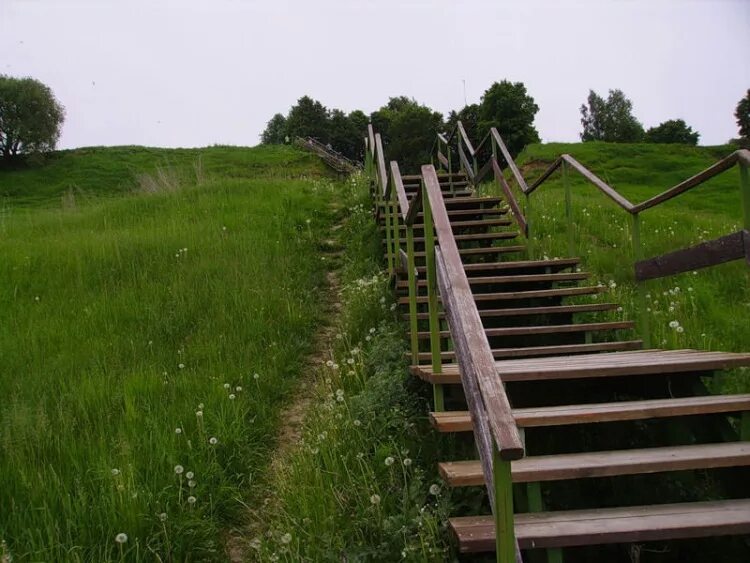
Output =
[
  {"x1": 494, "y1": 447, "x2": 515, "y2": 563},
  {"x1": 562, "y1": 159, "x2": 575, "y2": 257},
  {"x1": 631, "y1": 212, "x2": 651, "y2": 348},
  {"x1": 422, "y1": 179, "x2": 444, "y2": 411},
  {"x1": 448, "y1": 144, "x2": 454, "y2": 194},
  {"x1": 525, "y1": 193, "x2": 534, "y2": 259},
  {"x1": 740, "y1": 160, "x2": 750, "y2": 230},
  {"x1": 384, "y1": 185, "x2": 395, "y2": 276},
  {"x1": 406, "y1": 221, "x2": 420, "y2": 364}
]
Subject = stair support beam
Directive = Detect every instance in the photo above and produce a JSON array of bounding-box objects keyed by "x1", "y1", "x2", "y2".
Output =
[
  {"x1": 406, "y1": 224, "x2": 420, "y2": 364},
  {"x1": 494, "y1": 448, "x2": 516, "y2": 563},
  {"x1": 422, "y1": 180, "x2": 444, "y2": 411}
]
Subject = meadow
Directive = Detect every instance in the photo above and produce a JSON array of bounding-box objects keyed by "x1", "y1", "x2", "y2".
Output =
[
  {"x1": 493, "y1": 141, "x2": 750, "y2": 392},
  {"x1": 0, "y1": 146, "x2": 336, "y2": 561}
]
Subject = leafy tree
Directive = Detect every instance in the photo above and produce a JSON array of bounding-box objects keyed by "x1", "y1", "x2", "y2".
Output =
[
  {"x1": 644, "y1": 119, "x2": 699, "y2": 145},
  {"x1": 284, "y1": 96, "x2": 329, "y2": 142},
  {"x1": 478, "y1": 81, "x2": 540, "y2": 159},
  {"x1": 327, "y1": 109, "x2": 361, "y2": 160},
  {"x1": 371, "y1": 97, "x2": 443, "y2": 173},
  {"x1": 446, "y1": 103, "x2": 481, "y2": 144},
  {"x1": 0, "y1": 75, "x2": 64, "y2": 162},
  {"x1": 580, "y1": 89, "x2": 644, "y2": 143},
  {"x1": 736, "y1": 89, "x2": 750, "y2": 140},
  {"x1": 260, "y1": 113, "x2": 287, "y2": 144}
]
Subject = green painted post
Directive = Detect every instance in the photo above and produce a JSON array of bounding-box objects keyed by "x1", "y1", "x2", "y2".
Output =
[
  {"x1": 493, "y1": 448, "x2": 515, "y2": 563},
  {"x1": 422, "y1": 182, "x2": 444, "y2": 411},
  {"x1": 390, "y1": 190, "x2": 400, "y2": 272},
  {"x1": 740, "y1": 162, "x2": 750, "y2": 230},
  {"x1": 741, "y1": 411, "x2": 750, "y2": 441},
  {"x1": 562, "y1": 160, "x2": 574, "y2": 257},
  {"x1": 631, "y1": 213, "x2": 651, "y2": 348},
  {"x1": 448, "y1": 144, "x2": 454, "y2": 194},
  {"x1": 406, "y1": 224, "x2": 420, "y2": 364},
  {"x1": 525, "y1": 194, "x2": 534, "y2": 260},
  {"x1": 384, "y1": 189, "x2": 394, "y2": 275}
]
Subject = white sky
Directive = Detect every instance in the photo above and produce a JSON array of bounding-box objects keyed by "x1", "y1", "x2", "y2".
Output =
[{"x1": 1, "y1": 0, "x2": 748, "y2": 149}]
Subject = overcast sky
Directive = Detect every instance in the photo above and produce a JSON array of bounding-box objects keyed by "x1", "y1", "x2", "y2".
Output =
[{"x1": 2, "y1": 0, "x2": 748, "y2": 149}]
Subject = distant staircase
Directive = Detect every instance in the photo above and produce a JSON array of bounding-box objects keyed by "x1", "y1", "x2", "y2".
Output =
[{"x1": 294, "y1": 137, "x2": 361, "y2": 174}]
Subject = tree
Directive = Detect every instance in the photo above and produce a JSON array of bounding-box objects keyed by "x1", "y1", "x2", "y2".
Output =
[
  {"x1": 644, "y1": 119, "x2": 699, "y2": 145},
  {"x1": 0, "y1": 75, "x2": 64, "y2": 162},
  {"x1": 446, "y1": 103, "x2": 481, "y2": 145},
  {"x1": 736, "y1": 89, "x2": 750, "y2": 140},
  {"x1": 478, "y1": 81, "x2": 540, "y2": 158},
  {"x1": 370, "y1": 97, "x2": 443, "y2": 173},
  {"x1": 260, "y1": 113, "x2": 287, "y2": 144},
  {"x1": 327, "y1": 109, "x2": 360, "y2": 160},
  {"x1": 284, "y1": 96, "x2": 329, "y2": 142},
  {"x1": 580, "y1": 89, "x2": 644, "y2": 143}
]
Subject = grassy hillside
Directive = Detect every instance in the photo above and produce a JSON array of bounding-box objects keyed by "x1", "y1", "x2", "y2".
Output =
[
  {"x1": 495, "y1": 141, "x2": 749, "y2": 392},
  {"x1": 0, "y1": 144, "x2": 327, "y2": 207},
  {"x1": 0, "y1": 146, "x2": 336, "y2": 561}
]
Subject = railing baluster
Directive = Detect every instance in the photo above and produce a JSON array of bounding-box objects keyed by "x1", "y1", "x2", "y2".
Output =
[
  {"x1": 406, "y1": 223, "x2": 419, "y2": 364},
  {"x1": 631, "y1": 213, "x2": 651, "y2": 348},
  {"x1": 741, "y1": 160, "x2": 749, "y2": 230},
  {"x1": 493, "y1": 448, "x2": 516, "y2": 563},
  {"x1": 422, "y1": 179, "x2": 444, "y2": 411},
  {"x1": 562, "y1": 159, "x2": 574, "y2": 257}
]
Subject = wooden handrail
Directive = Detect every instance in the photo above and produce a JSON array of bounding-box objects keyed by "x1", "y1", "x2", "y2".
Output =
[
  {"x1": 458, "y1": 142, "x2": 475, "y2": 181},
  {"x1": 367, "y1": 124, "x2": 376, "y2": 157},
  {"x1": 375, "y1": 133, "x2": 388, "y2": 196},
  {"x1": 474, "y1": 130, "x2": 492, "y2": 155},
  {"x1": 422, "y1": 164, "x2": 524, "y2": 461},
  {"x1": 492, "y1": 158, "x2": 527, "y2": 236},
  {"x1": 490, "y1": 128, "x2": 530, "y2": 193},
  {"x1": 457, "y1": 122, "x2": 476, "y2": 156},
  {"x1": 390, "y1": 161, "x2": 410, "y2": 221},
  {"x1": 561, "y1": 154, "x2": 636, "y2": 211}
]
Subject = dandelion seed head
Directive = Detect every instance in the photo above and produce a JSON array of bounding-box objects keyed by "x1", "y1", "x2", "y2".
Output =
[
  {"x1": 403, "y1": 458, "x2": 412, "y2": 466},
  {"x1": 115, "y1": 533, "x2": 128, "y2": 544},
  {"x1": 195, "y1": 410, "x2": 203, "y2": 417},
  {"x1": 669, "y1": 320, "x2": 680, "y2": 329},
  {"x1": 253, "y1": 373, "x2": 260, "y2": 380},
  {"x1": 175, "y1": 428, "x2": 182, "y2": 435},
  {"x1": 676, "y1": 326, "x2": 684, "y2": 333},
  {"x1": 281, "y1": 533, "x2": 292, "y2": 545},
  {"x1": 111, "y1": 468, "x2": 120, "y2": 476},
  {"x1": 178, "y1": 363, "x2": 185, "y2": 369},
  {"x1": 159, "y1": 512, "x2": 167, "y2": 522},
  {"x1": 429, "y1": 484, "x2": 441, "y2": 496},
  {"x1": 370, "y1": 494, "x2": 381, "y2": 505},
  {"x1": 174, "y1": 465, "x2": 184, "y2": 475},
  {"x1": 384, "y1": 456, "x2": 394, "y2": 466},
  {"x1": 187, "y1": 496, "x2": 196, "y2": 505},
  {"x1": 228, "y1": 393, "x2": 236, "y2": 400},
  {"x1": 223, "y1": 383, "x2": 230, "y2": 389},
  {"x1": 235, "y1": 386, "x2": 242, "y2": 392},
  {"x1": 188, "y1": 480, "x2": 196, "y2": 488},
  {"x1": 209, "y1": 437, "x2": 218, "y2": 445}
]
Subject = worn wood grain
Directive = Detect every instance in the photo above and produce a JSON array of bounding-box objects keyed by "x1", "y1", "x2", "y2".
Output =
[{"x1": 492, "y1": 157, "x2": 528, "y2": 236}]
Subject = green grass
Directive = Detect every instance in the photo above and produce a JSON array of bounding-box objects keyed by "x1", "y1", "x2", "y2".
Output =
[
  {"x1": 492, "y1": 141, "x2": 750, "y2": 392},
  {"x1": 0, "y1": 146, "x2": 337, "y2": 561}
]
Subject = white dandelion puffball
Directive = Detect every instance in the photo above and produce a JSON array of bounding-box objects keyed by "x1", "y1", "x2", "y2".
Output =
[
  {"x1": 175, "y1": 428, "x2": 182, "y2": 435},
  {"x1": 281, "y1": 533, "x2": 292, "y2": 545},
  {"x1": 228, "y1": 394, "x2": 236, "y2": 400},
  {"x1": 223, "y1": 383, "x2": 230, "y2": 389},
  {"x1": 253, "y1": 373, "x2": 260, "y2": 380},
  {"x1": 187, "y1": 496, "x2": 196, "y2": 504},
  {"x1": 370, "y1": 494, "x2": 381, "y2": 505},
  {"x1": 174, "y1": 465, "x2": 184, "y2": 475},
  {"x1": 384, "y1": 457, "x2": 395, "y2": 466},
  {"x1": 195, "y1": 410, "x2": 203, "y2": 417},
  {"x1": 403, "y1": 458, "x2": 412, "y2": 467},
  {"x1": 235, "y1": 386, "x2": 242, "y2": 392},
  {"x1": 115, "y1": 533, "x2": 128, "y2": 544},
  {"x1": 188, "y1": 480, "x2": 196, "y2": 488},
  {"x1": 198, "y1": 403, "x2": 204, "y2": 409},
  {"x1": 669, "y1": 320, "x2": 680, "y2": 329},
  {"x1": 178, "y1": 363, "x2": 185, "y2": 369},
  {"x1": 353, "y1": 419, "x2": 361, "y2": 427},
  {"x1": 159, "y1": 513, "x2": 167, "y2": 522},
  {"x1": 209, "y1": 437, "x2": 218, "y2": 445},
  {"x1": 676, "y1": 326, "x2": 684, "y2": 333},
  {"x1": 429, "y1": 484, "x2": 441, "y2": 496},
  {"x1": 111, "y1": 468, "x2": 120, "y2": 476},
  {"x1": 186, "y1": 471, "x2": 194, "y2": 479}
]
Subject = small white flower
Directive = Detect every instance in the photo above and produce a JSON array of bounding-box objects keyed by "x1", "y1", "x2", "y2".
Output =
[
  {"x1": 235, "y1": 386, "x2": 242, "y2": 392},
  {"x1": 159, "y1": 512, "x2": 167, "y2": 522},
  {"x1": 223, "y1": 383, "x2": 231, "y2": 389},
  {"x1": 188, "y1": 480, "x2": 196, "y2": 488},
  {"x1": 669, "y1": 320, "x2": 680, "y2": 329},
  {"x1": 174, "y1": 465, "x2": 184, "y2": 475},
  {"x1": 617, "y1": 307, "x2": 623, "y2": 313},
  {"x1": 175, "y1": 428, "x2": 182, "y2": 435},
  {"x1": 195, "y1": 410, "x2": 203, "y2": 417},
  {"x1": 253, "y1": 373, "x2": 260, "y2": 380},
  {"x1": 228, "y1": 393, "x2": 236, "y2": 400},
  {"x1": 384, "y1": 457, "x2": 395, "y2": 466},
  {"x1": 346, "y1": 358, "x2": 354, "y2": 365},
  {"x1": 111, "y1": 468, "x2": 120, "y2": 476},
  {"x1": 353, "y1": 419, "x2": 361, "y2": 427},
  {"x1": 365, "y1": 335, "x2": 371, "y2": 342},
  {"x1": 280, "y1": 533, "x2": 292, "y2": 545},
  {"x1": 198, "y1": 403, "x2": 204, "y2": 409},
  {"x1": 187, "y1": 496, "x2": 196, "y2": 505},
  {"x1": 209, "y1": 437, "x2": 218, "y2": 445},
  {"x1": 403, "y1": 458, "x2": 412, "y2": 466},
  {"x1": 115, "y1": 533, "x2": 128, "y2": 544},
  {"x1": 369, "y1": 327, "x2": 376, "y2": 334},
  {"x1": 429, "y1": 484, "x2": 441, "y2": 496},
  {"x1": 325, "y1": 360, "x2": 334, "y2": 367},
  {"x1": 676, "y1": 326, "x2": 684, "y2": 333},
  {"x1": 370, "y1": 494, "x2": 381, "y2": 505},
  {"x1": 178, "y1": 363, "x2": 185, "y2": 369}
]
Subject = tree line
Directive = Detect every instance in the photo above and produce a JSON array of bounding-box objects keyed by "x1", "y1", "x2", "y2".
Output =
[{"x1": 263, "y1": 85, "x2": 750, "y2": 172}]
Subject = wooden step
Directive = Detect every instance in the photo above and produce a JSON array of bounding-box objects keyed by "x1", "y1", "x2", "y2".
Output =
[
  {"x1": 412, "y1": 244, "x2": 524, "y2": 258},
  {"x1": 439, "y1": 442, "x2": 750, "y2": 487},
  {"x1": 399, "y1": 272, "x2": 589, "y2": 289},
  {"x1": 397, "y1": 231, "x2": 519, "y2": 244},
  {"x1": 405, "y1": 303, "x2": 618, "y2": 321},
  {"x1": 401, "y1": 172, "x2": 466, "y2": 181},
  {"x1": 415, "y1": 258, "x2": 581, "y2": 275},
  {"x1": 399, "y1": 285, "x2": 605, "y2": 305},
  {"x1": 450, "y1": 499, "x2": 750, "y2": 552},
  {"x1": 416, "y1": 321, "x2": 635, "y2": 341},
  {"x1": 414, "y1": 340, "x2": 644, "y2": 365},
  {"x1": 414, "y1": 349, "x2": 750, "y2": 384},
  {"x1": 429, "y1": 394, "x2": 750, "y2": 433},
  {"x1": 415, "y1": 208, "x2": 508, "y2": 218}
]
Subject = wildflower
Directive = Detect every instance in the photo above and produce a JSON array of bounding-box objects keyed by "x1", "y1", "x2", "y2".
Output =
[
  {"x1": 186, "y1": 471, "x2": 194, "y2": 479},
  {"x1": 403, "y1": 458, "x2": 412, "y2": 467},
  {"x1": 174, "y1": 465, "x2": 184, "y2": 475},
  {"x1": 365, "y1": 335, "x2": 371, "y2": 342},
  {"x1": 195, "y1": 410, "x2": 203, "y2": 417},
  {"x1": 353, "y1": 419, "x2": 361, "y2": 427},
  {"x1": 429, "y1": 484, "x2": 441, "y2": 496},
  {"x1": 331, "y1": 363, "x2": 339, "y2": 371},
  {"x1": 669, "y1": 320, "x2": 680, "y2": 329},
  {"x1": 235, "y1": 386, "x2": 242, "y2": 392},
  {"x1": 178, "y1": 363, "x2": 185, "y2": 369},
  {"x1": 385, "y1": 457, "x2": 395, "y2": 466},
  {"x1": 175, "y1": 428, "x2": 182, "y2": 435},
  {"x1": 253, "y1": 373, "x2": 260, "y2": 380},
  {"x1": 676, "y1": 326, "x2": 684, "y2": 333},
  {"x1": 249, "y1": 538, "x2": 261, "y2": 550},
  {"x1": 223, "y1": 383, "x2": 231, "y2": 389},
  {"x1": 390, "y1": 303, "x2": 397, "y2": 311},
  {"x1": 188, "y1": 480, "x2": 196, "y2": 488},
  {"x1": 229, "y1": 394, "x2": 236, "y2": 400},
  {"x1": 187, "y1": 496, "x2": 196, "y2": 505},
  {"x1": 326, "y1": 360, "x2": 334, "y2": 368},
  {"x1": 115, "y1": 533, "x2": 128, "y2": 544},
  {"x1": 209, "y1": 437, "x2": 218, "y2": 445},
  {"x1": 617, "y1": 307, "x2": 623, "y2": 313},
  {"x1": 281, "y1": 533, "x2": 292, "y2": 545},
  {"x1": 346, "y1": 358, "x2": 354, "y2": 365},
  {"x1": 198, "y1": 403, "x2": 204, "y2": 409},
  {"x1": 335, "y1": 333, "x2": 343, "y2": 340},
  {"x1": 159, "y1": 513, "x2": 167, "y2": 522},
  {"x1": 111, "y1": 468, "x2": 120, "y2": 476},
  {"x1": 369, "y1": 327, "x2": 376, "y2": 334},
  {"x1": 370, "y1": 494, "x2": 381, "y2": 505}
]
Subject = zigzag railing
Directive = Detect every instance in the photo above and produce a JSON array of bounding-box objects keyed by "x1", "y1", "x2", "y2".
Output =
[
  {"x1": 368, "y1": 123, "x2": 524, "y2": 562},
  {"x1": 435, "y1": 122, "x2": 750, "y2": 348}
]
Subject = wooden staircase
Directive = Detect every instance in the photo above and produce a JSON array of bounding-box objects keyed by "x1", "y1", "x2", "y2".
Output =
[{"x1": 375, "y1": 164, "x2": 750, "y2": 560}]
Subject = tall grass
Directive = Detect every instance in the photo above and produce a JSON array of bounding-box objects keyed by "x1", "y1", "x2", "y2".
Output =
[{"x1": 0, "y1": 148, "x2": 336, "y2": 561}]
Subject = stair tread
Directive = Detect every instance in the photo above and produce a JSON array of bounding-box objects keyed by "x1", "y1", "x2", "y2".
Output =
[
  {"x1": 412, "y1": 244, "x2": 524, "y2": 257},
  {"x1": 439, "y1": 442, "x2": 750, "y2": 486},
  {"x1": 417, "y1": 321, "x2": 635, "y2": 340},
  {"x1": 450, "y1": 499, "x2": 750, "y2": 552},
  {"x1": 400, "y1": 285, "x2": 605, "y2": 304},
  {"x1": 404, "y1": 303, "x2": 618, "y2": 321},
  {"x1": 398, "y1": 272, "x2": 589, "y2": 287},
  {"x1": 415, "y1": 258, "x2": 581, "y2": 273},
  {"x1": 429, "y1": 393, "x2": 750, "y2": 432},
  {"x1": 397, "y1": 231, "x2": 519, "y2": 244}
]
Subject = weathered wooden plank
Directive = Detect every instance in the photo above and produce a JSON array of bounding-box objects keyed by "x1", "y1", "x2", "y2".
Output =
[
  {"x1": 492, "y1": 157, "x2": 528, "y2": 236},
  {"x1": 490, "y1": 128, "x2": 530, "y2": 193},
  {"x1": 406, "y1": 303, "x2": 618, "y2": 321},
  {"x1": 389, "y1": 160, "x2": 410, "y2": 220},
  {"x1": 374, "y1": 133, "x2": 388, "y2": 197},
  {"x1": 416, "y1": 320, "x2": 634, "y2": 340},
  {"x1": 458, "y1": 121, "x2": 476, "y2": 156},
  {"x1": 458, "y1": 143, "x2": 475, "y2": 181},
  {"x1": 425, "y1": 163, "x2": 523, "y2": 461},
  {"x1": 367, "y1": 124, "x2": 375, "y2": 157},
  {"x1": 451, "y1": 499, "x2": 750, "y2": 552},
  {"x1": 440, "y1": 442, "x2": 750, "y2": 486},
  {"x1": 635, "y1": 230, "x2": 748, "y2": 281},
  {"x1": 475, "y1": 158, "x2": 494, "y2": 184},
  {"x1": 399, "y1": 285, "x2": 605, "y2": 304},
  {"x1": 632, "y1": 151, "x2": 741, "y2": 213},
  {"x1": 528, "y1": 157, "x2": 562, "y2": 193}
]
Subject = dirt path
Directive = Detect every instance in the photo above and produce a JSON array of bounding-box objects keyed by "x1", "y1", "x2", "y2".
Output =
[{"x1": 225, "y1": 207, "x2": 344, "y2": 562}]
